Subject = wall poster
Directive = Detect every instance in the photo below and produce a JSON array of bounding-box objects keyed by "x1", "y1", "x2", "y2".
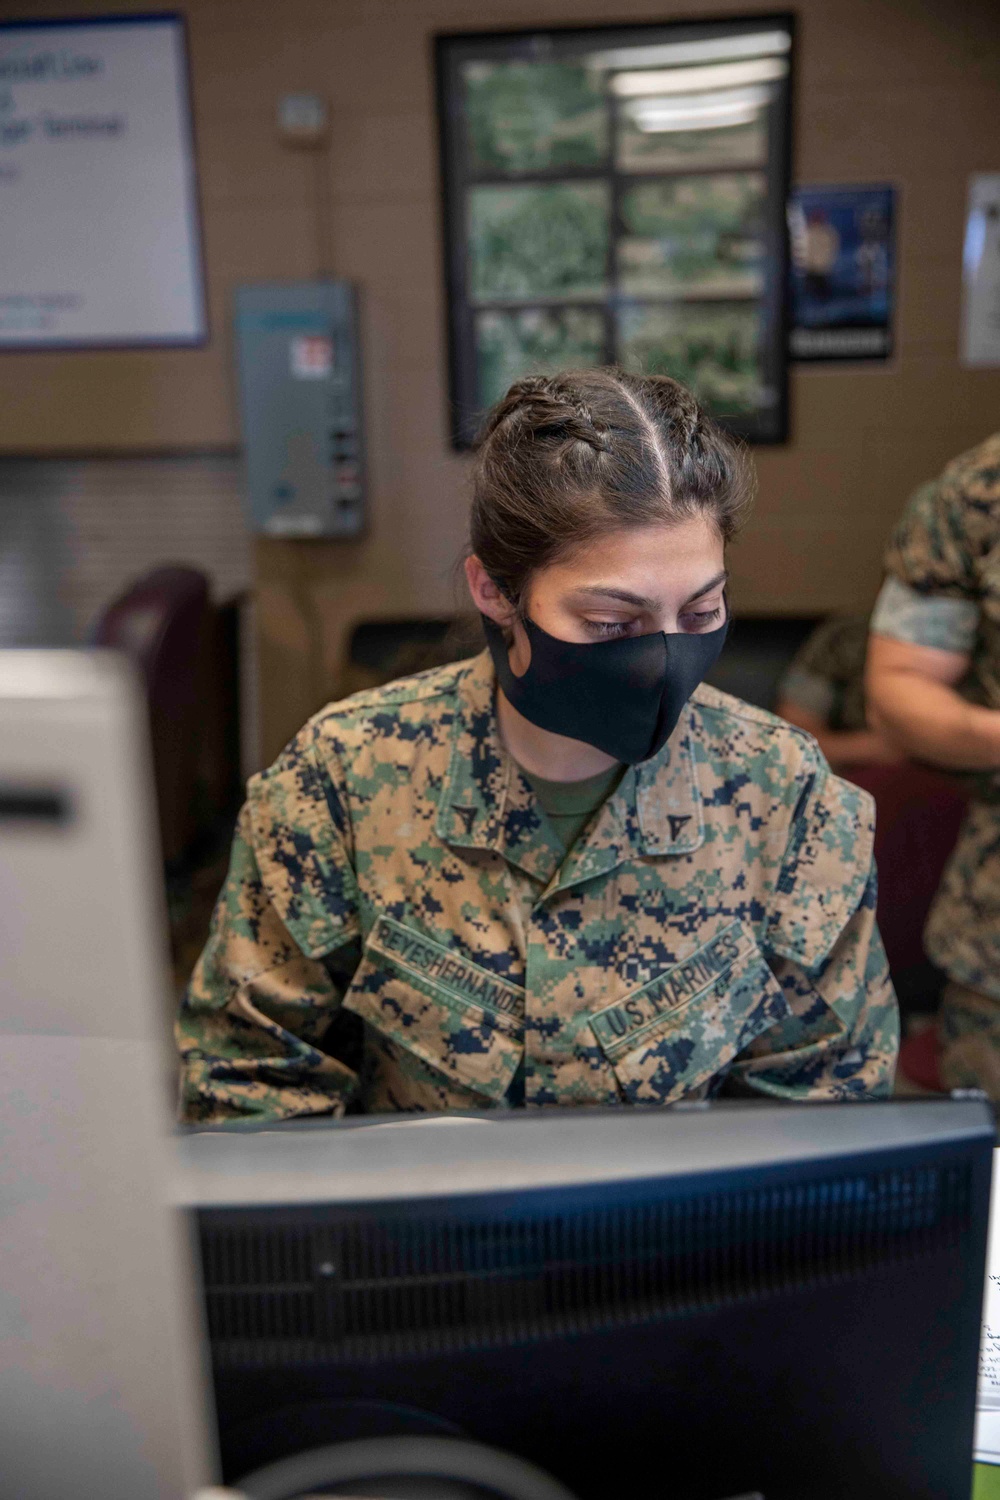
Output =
[
  {"x1": 0, "y1": 13, "x2": 205, "y2": 348},
  {"x1": 788, "y1": 183, "x2": 895, "y2": 362}
]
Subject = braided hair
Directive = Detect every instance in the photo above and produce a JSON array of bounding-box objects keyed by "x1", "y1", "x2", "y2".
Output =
[{"x1": 470, "y1": 368, "x2": 753, "y2": 609}]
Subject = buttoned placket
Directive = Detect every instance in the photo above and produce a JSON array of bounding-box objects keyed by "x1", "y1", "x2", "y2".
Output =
[{"x1": 435, "y1": 653, "x2": 706, "y2": 1105}]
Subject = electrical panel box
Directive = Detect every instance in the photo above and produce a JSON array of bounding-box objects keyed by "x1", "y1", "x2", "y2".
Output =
[{"x1": 233, "y1": 281, "x2": 365, "y2": 538}]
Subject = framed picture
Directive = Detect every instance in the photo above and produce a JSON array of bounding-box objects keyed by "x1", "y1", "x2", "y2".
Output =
[
  {"x1": 788, "y1": 184, "x2": 896, "y2": 361},
  {"x1": 435, "y1": 15, "x2": 794, "y2": 447}
]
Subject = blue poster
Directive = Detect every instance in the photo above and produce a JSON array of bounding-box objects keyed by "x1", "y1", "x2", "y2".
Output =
[{"x1": 788, "y1": 184, "x2": 895, "y2": 361}]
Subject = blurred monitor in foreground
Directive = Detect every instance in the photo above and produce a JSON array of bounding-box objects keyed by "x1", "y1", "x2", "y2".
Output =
[
  {"x1": 0, "y1": 650, "x2": 215, "y2": 1499},
  {"x1": 176, "y1": 1099, "x2": 994, "y2": 1500}
]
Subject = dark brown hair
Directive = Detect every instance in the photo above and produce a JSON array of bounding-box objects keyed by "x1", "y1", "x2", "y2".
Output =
[{"x1": 470, "y1": 368, "x2": 754, "y2": 608}]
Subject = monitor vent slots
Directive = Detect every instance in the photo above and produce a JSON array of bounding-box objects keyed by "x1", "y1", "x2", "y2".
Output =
[{"x1": 198, "y1": 1159, "x2": 970, "y2": 1369}]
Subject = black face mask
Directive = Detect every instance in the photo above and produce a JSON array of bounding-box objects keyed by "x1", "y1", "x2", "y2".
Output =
[{"x1": 482, "y1": 609, "x2": 729, "y2": 765}]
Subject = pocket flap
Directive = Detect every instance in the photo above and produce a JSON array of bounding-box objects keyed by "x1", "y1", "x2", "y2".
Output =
[
  {"x1": 590, "y1": 921, "x2": 789, "y2": 1104},
  {"x1": 344, "y1": 914, "x2": 524, "y2": 1102}
]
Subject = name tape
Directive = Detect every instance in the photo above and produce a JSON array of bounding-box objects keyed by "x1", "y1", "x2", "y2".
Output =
[
  {"x1": 368, "y1": 913, "x2": 524, "y2": 1021},
  {"x1": 591, "y1": 922, "x2": 752, "y2": 1055}
]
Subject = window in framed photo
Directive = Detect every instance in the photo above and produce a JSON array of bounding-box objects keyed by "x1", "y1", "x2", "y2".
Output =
[
  {"x1": 618, "y1": 301, "x2": 763, "y2": 417},
  {"x1": 436, "y1": 16, "x2": 793, "y2": 447}
]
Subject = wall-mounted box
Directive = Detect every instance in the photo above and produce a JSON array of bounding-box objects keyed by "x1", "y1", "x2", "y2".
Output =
[{"x1": 234, "y1": 282, "x2": 365, "y2": 538}]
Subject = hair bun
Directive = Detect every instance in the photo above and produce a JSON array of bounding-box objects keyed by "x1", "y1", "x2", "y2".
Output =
[{"x1": 478, "y1": 374, "x2": 610, "y2": 455}]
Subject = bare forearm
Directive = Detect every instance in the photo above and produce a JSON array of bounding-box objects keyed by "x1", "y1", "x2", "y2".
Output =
[{"x1": 868, "y1": 670, "x2": 1000, "y2": 770}]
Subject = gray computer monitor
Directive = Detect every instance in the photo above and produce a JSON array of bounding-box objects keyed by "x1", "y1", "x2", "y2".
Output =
[
  {"x1": 176, "y1": 1099, "x2": 994, "y2": 1500},
  {"x1": 0, "y1": 649, "x2": 216, "y2": 1499}
]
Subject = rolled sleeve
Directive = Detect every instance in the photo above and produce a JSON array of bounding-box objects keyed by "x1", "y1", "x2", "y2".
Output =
[
  {"x1": 876, "y1": 470, "x2": 984, "y2": 655},
  {"x1": 870, "y1": 575, "x2": 980, "y2": 654}
]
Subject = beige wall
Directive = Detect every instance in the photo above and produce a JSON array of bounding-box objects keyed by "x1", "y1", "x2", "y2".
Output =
[{"x1": 4, "y1": 0, "x2": 1000, "y2": 760}]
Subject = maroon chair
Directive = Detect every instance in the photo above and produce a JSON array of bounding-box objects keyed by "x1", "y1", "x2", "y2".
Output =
[
  {"x1": 842, "y1": 762, "x2": 970, "y2": 1090},
  {"x1": 843, "y1": 762, "x2": 969, "y2": 1007},
  {"x1": 92, "y1": 565, "x2": 211, "y2": 866}
]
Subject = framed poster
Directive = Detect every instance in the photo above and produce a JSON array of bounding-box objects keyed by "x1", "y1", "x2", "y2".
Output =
[
  {"x1": 788, "y1": 184, "x2": 895, "y2": 362},
  {"x1": 0, "y1": 13, "x2": 206, "y2": 348},
  {"x1": 435, "y1": 16, "x2": 794, "y2": 447}
]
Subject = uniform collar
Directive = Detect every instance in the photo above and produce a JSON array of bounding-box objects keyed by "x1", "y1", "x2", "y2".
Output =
[{"x1": 435, "y1": 651, "x2": 704, "y2": 890}]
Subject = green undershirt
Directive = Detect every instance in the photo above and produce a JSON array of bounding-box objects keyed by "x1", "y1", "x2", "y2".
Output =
[{"x1": 519, "y1": 762, "x2": 626, "y2": 854}]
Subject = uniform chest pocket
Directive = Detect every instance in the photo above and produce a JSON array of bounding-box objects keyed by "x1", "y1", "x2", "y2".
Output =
[
  {"x1": 589, "y1": 921, "x2": 789, "y2": 1106},
  {"x1": 342, "y1": 913, "x2": 524, "y2": 1103}
]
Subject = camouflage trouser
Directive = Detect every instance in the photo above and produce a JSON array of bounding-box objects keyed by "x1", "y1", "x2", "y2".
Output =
[{"x1": 939, "y1": 981, "x2": 1000, "y2": 1101}]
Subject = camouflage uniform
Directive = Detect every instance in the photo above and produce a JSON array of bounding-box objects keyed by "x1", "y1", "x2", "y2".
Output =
[
  {"x1": 177, "y1": 652, "x2": 897, "y2": 1121},
  {"x1": 778, "y1": 615, "x2": 871, "y2": 731},
  {"x1": 871, "y1": 434, "x2": 1000, "y2": 1087}
]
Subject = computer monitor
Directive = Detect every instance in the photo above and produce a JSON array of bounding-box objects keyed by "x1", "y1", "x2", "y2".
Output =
[
  {"x1": 175, "y1": 1098, "x2": 994, "y2": 1500},
  {"x1": 0, "y1": 649, "x2": 215, "y2": 1499}
]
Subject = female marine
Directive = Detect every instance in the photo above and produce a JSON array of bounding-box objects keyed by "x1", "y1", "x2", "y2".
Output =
[{"x1": 178, "y1": 369, "x2": 897, "y2": 1119}]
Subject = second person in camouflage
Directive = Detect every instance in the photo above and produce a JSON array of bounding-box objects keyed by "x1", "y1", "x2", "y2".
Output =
[
  {"x1": 867, "y1": 433, "x2": 1000, "y2": 1097},
  {"x1": 178, "y1": 369, "x2": 898, "y2": 1121}
]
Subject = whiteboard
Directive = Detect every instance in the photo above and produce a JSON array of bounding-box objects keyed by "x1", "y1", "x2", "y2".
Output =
[{"x1": 0, "y1": 13, "x2": 205, "y2": 347}]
